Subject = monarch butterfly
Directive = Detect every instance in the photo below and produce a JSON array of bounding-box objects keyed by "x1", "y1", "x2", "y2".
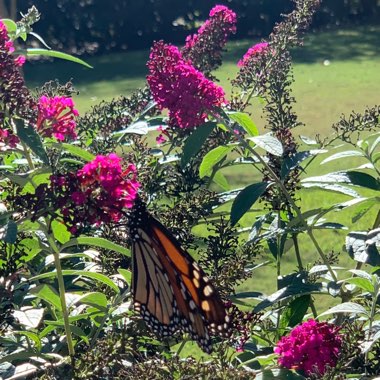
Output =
[{"x1": 128, "y1": 197, "x2": 231, "y2": 353}]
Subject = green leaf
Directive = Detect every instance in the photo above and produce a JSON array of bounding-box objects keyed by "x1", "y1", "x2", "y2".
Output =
[
  {"x1": 29, "y1": 284, "x2": 62, "y2": 311},
  {"x1": 346, "y1": 229, "x2": 380, "y2": 266},
  {"x1": 118, "y1": 268, "x2": 132, "y2": 286},
  {"x1": 26, "y1": 48, "x2": 93, "y2": 68},
  {"x1": 69, "y1": 325, "x2": 90, "y2": 344},
  {"x1": 345, "y1": 277, "x2": 374, "y2": 293},
  {"x1": 302, "y1": 182, "x2": 360, "y2": 198},
  {"x1": 1, "y1": 19, "x2": 17, "y2": 33},
  {"x1": 51, "y1": 220, "x2": 71, "y2": 244},
  {"x1": 280, "y1": 295, "x2": 310, "y2": 329},
  {"x1": 281, "y1": 151, "x2": 312, "y2": 179},
  {"x1": 31, "y1": 270, "x2": 119, "y2": 293},
  {"x1": 321, "y1": 150, "x2": 364, "y2": 164},
  {"x1": 0, "y1": 350, "x2": 41, "y2": 365},
  {"x1": 228, "y1": 112, "x2": 258, "y2": 136},
  {"x1": 13, "y1": 331, "x2": 42, "y2": 351},
  {"x1": 303, "y1": 171, "x2": 380, "y2": 190},
  {"x1": 352, "y1": 198, "x2": 378, "y2": 223},
  {"x1": 62, "y1": 237, "x2": 130, "y2": 257},
  {"x1": 48, "y1": 142, "x2": 95, "y2": 162},
  {"x1": 29, "y1": 31, "x2": 51, "y2": 49},
  {"x1": 318, "y1": 302, "x2": 368, "y2": 317},
  {"x1": 13, "y1": 308, "x2": 44, "y2": 328},
  {"x1": 77, "y1": 292, "x2": 108, "y2": 312},
  {"x1": 181, "y1": 122, "x2": 216, "y2": 168},
  {"x1": 0, "y1": 219, "x2": 17, "y2": 243},
  {"x1": 212, "y1": 171, "x2": 230, "y2": 191},
  {"x1": 230, "y1": 182, "x2": 270, "y2": 226},
  {"x1": 199, "y1": 146, "x2": 234, "y2": 178},
  {"x1": 254, "y1": 279, "x2": 325, "y2": 313},
  {"x1": 249, "y1": 134, "x2": 283, "y2": 156},
  {"x1": 346, "y1": 171, "x2": 380, "y2": 190},
  {"x1": 256, "y1": 369, "x2": 306, "y2": 380},
  {"x1": 14, "y1": 118, "x2": 49, "y2": 165},
  {"x1": 7, "y1": 167, "x2": 52, "y2": 195}
]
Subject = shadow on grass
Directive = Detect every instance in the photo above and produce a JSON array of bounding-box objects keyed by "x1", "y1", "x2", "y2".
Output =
[
  {"x1": 25, "y1": 24, "x2": 379, "y2": 88},
  {"x1": 223, "y1": 24, "x2": 380, "y2": 64}
]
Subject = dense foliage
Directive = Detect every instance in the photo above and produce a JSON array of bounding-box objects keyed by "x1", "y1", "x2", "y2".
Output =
[
  {"x1": 1, "y1": 0, "x2": 379, "y2": 53},
  {"x1": 1, "y1": 1, "x2": 380, "y2": 379}
]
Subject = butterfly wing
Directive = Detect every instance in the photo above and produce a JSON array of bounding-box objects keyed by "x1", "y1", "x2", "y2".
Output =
[{"x1": 129, "y1": 199, "x2": 230, "y2": 353}]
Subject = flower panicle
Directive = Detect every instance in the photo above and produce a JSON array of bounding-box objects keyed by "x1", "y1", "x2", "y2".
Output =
[
  {"x1": 274, "y1": 319, "x2": 342, "y2": 375},
  {"x1": 51, "y1": 154, "x2": 140, "y2": 233},
  {"x1": 182, "y1": 5, "x2": 237, "y2": 74},
  {"x1": 36, "y1": 95, "x2": 79, "y2": 141},
  {"x1": 147, "y1": 40, "x2": 225, "y2": 129}
]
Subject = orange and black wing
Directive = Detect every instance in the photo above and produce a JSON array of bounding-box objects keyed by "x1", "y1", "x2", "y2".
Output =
[{"x1": 128, "y1": 198, "x2": 230, "y2": 353}]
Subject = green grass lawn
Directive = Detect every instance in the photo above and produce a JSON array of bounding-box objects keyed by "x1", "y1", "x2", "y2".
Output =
[{"x1": 24, "y1": 24, "x2": 380, "y2": 351}]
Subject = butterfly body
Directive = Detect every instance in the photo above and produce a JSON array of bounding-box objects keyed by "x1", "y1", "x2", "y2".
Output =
[{"x1": 128, "y1": 198, "x2": 230, "y2": 353}]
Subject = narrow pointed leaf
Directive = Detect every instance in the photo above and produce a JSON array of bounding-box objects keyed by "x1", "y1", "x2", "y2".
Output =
[
  {"x1": 319, "y1": 302, "x2": 368, "y2": 317},
  {"x1": 181, "y1": 122, "x2": 216, "y2": 167},
  {"x1": 230, "y1": 182, "x2": 270, "y2": 226},
  {"x1": 199, "y1": 146, "x2": 234, "y2": 178},
  {"x1": 228, "y1": 112, "x2": 258, "y2": 136},
  {"x1": 61, "y1": 237, "x2": 130, "y2": 257},
  {"x1": 249, "y1": 134, "x2": 283, "y2": 156},
  {"x1": 26, "y1": 48, "x2": 93, "y2": 68},
  {"x1": 14, "y1": 119, "x2": 49, "y2": 165},
  {"x1": 321, "y1": 150, "x2": 364, "y2": 164}
]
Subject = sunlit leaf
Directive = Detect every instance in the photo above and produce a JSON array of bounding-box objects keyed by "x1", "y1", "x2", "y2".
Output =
[
  {"x1": 62, "y1": 237, "x2": 130, "y2": 257},
  {"x1": 26, "y1": 48, "x2": 93, "y2": 68},
  {"x1": 230, "y1": 182, "x2": 270, "y2": 226},
  {"x1": 228, "y1": 112, "x2": 258, "y2": 136},
  {"x1": 199, "y1": 145, "x2": 234, "y2": 178},
  {"x1": 181, "y1": 122, "x2": 216, "y2": 168}
]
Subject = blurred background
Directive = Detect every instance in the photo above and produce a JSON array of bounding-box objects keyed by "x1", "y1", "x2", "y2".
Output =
[{"x1": 0, "y1": 0, "x2": 379, "y2": 54}]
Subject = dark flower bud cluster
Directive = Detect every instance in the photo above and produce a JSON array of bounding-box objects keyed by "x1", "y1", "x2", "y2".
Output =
[
  {"x1": 182, "y1": 5, "x2": 237, "y2": 75},
  {"x1": 224, "y1": 301, "x2": 261, "y2": 352}
]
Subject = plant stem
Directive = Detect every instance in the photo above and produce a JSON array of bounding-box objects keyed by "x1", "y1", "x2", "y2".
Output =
[
  {"x1": 292, "y1": 234, "x2": 303, "y2": 271},
  {"x1": 216, "y1": 112, "x2": 338, "y2": 282},
  {"x1": 365, "y1": 279, "x2": 379, "y2": 375},
  {"x1": 47, "y1": 234, "x2": 75, "y2": 357}
]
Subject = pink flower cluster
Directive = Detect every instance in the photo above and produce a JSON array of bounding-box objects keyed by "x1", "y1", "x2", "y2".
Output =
[
  {"x1": 0, "y1": 128, "x2": 19, "y2": 149},
  {"x1": 183, "y1": 5, "x2": 237, "y2": 73},
  {"x1": 51, "y1": 154, "x2": 140, "y2": 233},
  {"x1": 0, "y1": 20, "x2": 26, "y2": 66},
  {"x1": 36, "y1": 96, "x2": 78, "y2": 141},
  {"x1": 275, "y1": 319, "x2": 342, "y2": 375},
  {"x1": 238, "y1": 42, "x2": 269, "y2": 67},
  {"x1": 147, "y1": 41, "x2": 225, "y2": 128}
]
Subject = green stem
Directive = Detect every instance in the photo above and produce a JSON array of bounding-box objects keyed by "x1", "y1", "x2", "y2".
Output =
[
  {"x1": 47, "y1": 233, "x2": 75, "y2": 357},
  {"x1": 292, "y1": 234, "x2": 303, "y2": 271},
  {"x1": 365, "y1": 280, "x2": 380, "y2": 374}
]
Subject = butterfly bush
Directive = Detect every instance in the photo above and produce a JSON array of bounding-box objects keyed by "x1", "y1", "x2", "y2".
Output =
[
  {"x1": 51, "y1": 153, "x2": 140, "y2": 232},
  {"x1": 147, "y1": 41, "x2": 225, "y2": 128},
  {"x1": 36, "y1": 95, "x2": 79, "y2": 141},
  {"x1": 182, "y1": 5, "x2": 237, "y2": 74},
  {"x1": 274, "y1": 319, "x2": 342, "y2": 375},
  {"x1": 238, "y1": 42, "x2": 269, "y2": 67},
  {"x1": 0, "y1": 20, "x2": 34, "y2": 146}
]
